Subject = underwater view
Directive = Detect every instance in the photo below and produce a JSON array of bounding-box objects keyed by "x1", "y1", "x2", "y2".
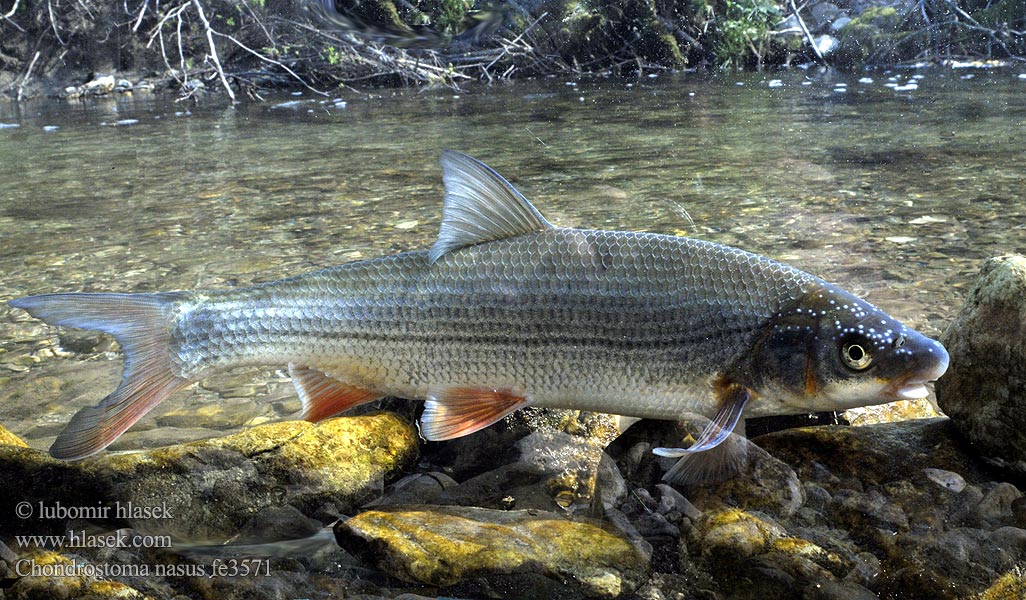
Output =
[{"x1": 2, "y1": 68, "x2": 1026, "y2": 599}]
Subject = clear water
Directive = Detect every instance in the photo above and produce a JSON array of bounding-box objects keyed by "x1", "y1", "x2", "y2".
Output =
[{"x1": 2, "y1": 68, "x2": 1024, "y2": 451}]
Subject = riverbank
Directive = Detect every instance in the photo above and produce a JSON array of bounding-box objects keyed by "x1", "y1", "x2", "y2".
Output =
[{"x1": 1, "y1": 0, "x2": 1024, "y2": 101}]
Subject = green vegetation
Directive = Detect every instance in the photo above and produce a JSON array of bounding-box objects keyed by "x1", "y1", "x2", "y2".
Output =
[{"x1": 713, "y1": 0, "x2": 782, "y2": 69}]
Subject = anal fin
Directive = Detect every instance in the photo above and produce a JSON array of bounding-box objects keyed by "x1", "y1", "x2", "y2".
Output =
[
  {"x1": 420, "y1": 387, "x2": 530, "y2": 441},
  {"x1": 289, "y1": 364, "x2": 380, "y2": 422},
  {"x1": 654, "y1": 383, "x2": 752, "y2": 485}
]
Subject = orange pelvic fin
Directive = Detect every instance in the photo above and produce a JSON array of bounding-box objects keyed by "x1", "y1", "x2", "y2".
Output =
[
  {"x1": 8, "y1": 292, "x2": 189, "y2": 460},
  {"x1": 289, "y1": 364, "x2": 381, "y2": 422},
  {"x1": 654, "y1": 382, "x2": 753, "y2": 485},
  {"x1": 420, "y1": 386, "x2": 530, "y2": 441}
]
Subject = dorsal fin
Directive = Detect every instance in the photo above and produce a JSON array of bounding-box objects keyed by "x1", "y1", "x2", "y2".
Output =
[{"x1": 429, "y1": 151, "x2": 553, "y2": 263}]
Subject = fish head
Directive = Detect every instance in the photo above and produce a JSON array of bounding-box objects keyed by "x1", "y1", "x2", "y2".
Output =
[{"x1": 752, "y1": 283, "x2": 949, "y2": 413}]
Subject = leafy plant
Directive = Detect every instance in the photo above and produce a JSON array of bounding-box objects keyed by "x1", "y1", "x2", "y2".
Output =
[{"x1": 713, "y1": 0, "x2": 780, "y2": 69}]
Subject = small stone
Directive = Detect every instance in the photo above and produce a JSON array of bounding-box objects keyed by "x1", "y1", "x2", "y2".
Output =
[
  {"x1": 688, "y1": 440, "x2": 805, "y2": 520},
  {"x1": 977, "y1": 482, "x2": 1023, "y2": 523},
  {"x1": 366, "y1": 471, "x2": 458, "y2": 507},
  {"x1": 634, "y1": 512, "x2": 680, "y2": 540},
  {"x1": 909, "y1": 215, "x2": 947, "y2": 225},
  {"x1": 830, "y1": 16, "x2": 852, "y2": 31},
  {"x1": 84, "y1": 75, "x2": 116, "y2": 94},
  {"x1": 830, "y1": 489, "x2": 908, "y2": 532},
  {"x1": 235, "y1": 504, "x2": 323, "y2": 544},
  {"x1": 695, "y1": 508, "x2": 787, "y2": 564},
  {"x1": 814, "y1": 35, "x2": 839, "y2": 56},
  {"x1": 654, "y1": 483, "x2": 701, "y2": 521},
  {"x1": 924, "y1": 467, "x2": 966, "y2": 493},
  {"x1": 155, "y1": 401, "x2": 265, "y2": 430},
  {"x1": 989, "y1": 526, "x2": 1026, "y2": 560},
  {"x1": 803, "y1": 483, "x2": 832, "y2": 511}
]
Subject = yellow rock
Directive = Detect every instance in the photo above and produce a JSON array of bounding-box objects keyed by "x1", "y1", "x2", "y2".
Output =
[
  {"x1": 0, "y1": 413, "x2": 417, "y2": 541},
  {"x1": 696, "y1": 508, "x2": 785, "y2": 558},
  {"x1": 336, "y1": 506, "x2": 648, "y2": 598},
  {"x1": 0, "y1": 423, "x2": 28, "y2": 447},
  {"x1": 978, "y1": 568, "x2": 1026, "y2": 600}
]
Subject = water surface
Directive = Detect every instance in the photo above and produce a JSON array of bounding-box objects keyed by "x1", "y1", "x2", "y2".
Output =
[{"x1": 1, "y1": 68, "x2": 1024, "y2": 450}]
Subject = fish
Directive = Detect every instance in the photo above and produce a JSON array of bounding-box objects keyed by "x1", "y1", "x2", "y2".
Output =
[{"x1": 7, "y1": 151, "x2": 949, "y2": 483}]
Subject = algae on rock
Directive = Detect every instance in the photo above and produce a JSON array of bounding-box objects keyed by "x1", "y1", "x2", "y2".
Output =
[{"x1": 335, "y1": 505, "x2": 649, "y2": 598}]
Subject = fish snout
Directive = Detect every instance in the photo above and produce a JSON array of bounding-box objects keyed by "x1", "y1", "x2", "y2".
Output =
[{"x1": 884, "y1": 335, "x2": 949, "y2": 400}]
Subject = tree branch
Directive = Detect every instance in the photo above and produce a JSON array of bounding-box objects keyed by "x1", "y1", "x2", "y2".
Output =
[{"x1": 190, "y1": 0, "x2": 235, "y2": 102}]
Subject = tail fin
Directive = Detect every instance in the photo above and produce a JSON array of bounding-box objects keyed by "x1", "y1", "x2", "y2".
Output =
[{"x1": 8, "y1": 292, "x2": 188, "y2": 460}]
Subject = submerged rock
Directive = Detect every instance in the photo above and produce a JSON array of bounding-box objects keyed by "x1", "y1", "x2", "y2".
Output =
[
  {"x1": 334, "y1": 505, "x2": 648, "y2": 599},
  {"x1": 686, "y1": 419, "x2": 1024, "y2": 599},
  {"x1": 424, "y1": 409, "x2": 622, "y2": 512},
  {"x1": 96, "y1": 412, "x2": 418, "y2": 540},
  {"x1": 937, "y1": 254, "x2": 1026, "y2": 473},
  {"x1": 0, "y1": 423, "x2": 28, "y2": 448},
  {"x1": 0, "y1": 413, "x2": 417, "y2": 540}
]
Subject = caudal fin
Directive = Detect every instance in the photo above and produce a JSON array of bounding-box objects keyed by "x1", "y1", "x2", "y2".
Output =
[{"x1": 8, "y1": 292, "x2": 188, "y2": 460}]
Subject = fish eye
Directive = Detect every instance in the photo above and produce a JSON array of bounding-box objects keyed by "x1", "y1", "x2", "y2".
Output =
[{"x1": 841, "y1": 341, "x2": 873, "y2": 370}]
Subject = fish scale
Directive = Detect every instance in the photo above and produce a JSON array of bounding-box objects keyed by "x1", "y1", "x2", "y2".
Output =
[
  {"x1": 7, "y1": 151, "x2": 949, "y2": 482},
  {"x1": 169, "y1": 228, "x2": 813, "y2": 419}
]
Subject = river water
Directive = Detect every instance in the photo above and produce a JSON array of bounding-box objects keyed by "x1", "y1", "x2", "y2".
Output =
[{"x1": 1, "y1": 68, "x2": 1024, "y2": 451}]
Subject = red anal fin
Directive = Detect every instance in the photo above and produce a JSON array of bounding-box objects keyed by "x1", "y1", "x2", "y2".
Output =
[
  {"x1": 420, "y1": 387, "x2": 530, "y2": 441},
  {"x1": 289, "y1": 364, "x2": 380, "y2": 422}
]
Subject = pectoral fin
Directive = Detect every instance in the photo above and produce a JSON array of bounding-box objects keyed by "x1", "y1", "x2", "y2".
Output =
[
  {"x1": 653, "y1": 384, "x2": 752, "y2": 485},
  {"x1": 420, "y1": 387, "x2": 530, "y2": 440},
  {"x1": 289, "y1": 364, "x2": 380, "y2": 422}
]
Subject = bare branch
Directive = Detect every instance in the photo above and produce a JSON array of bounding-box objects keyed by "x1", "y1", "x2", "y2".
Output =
[
  {"x1": 788, "y1": 0, "x2": 828, "y2": 66},
  {"x1": 47, "y1": 0, "x2": 65, "y2": 45},
  {"x1": 132, "y1": 0, "x2": 149, "y2": 32},
  {"x1": 190, "y1": 0, "x2": 235, "y2": 101},
  {"x1": 2, "y1": 0, "x2": 19, "y2": 20},
  {"x1": 212, "y1": 30, "x2": 328, "y2": 96},
  {"x1": 16, "y1": 49, "x2": 39, "y2": 101}
]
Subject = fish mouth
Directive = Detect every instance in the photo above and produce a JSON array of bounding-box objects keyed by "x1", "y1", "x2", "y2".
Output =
[
  {"x1": 887, "y1": 380, "x2": 931, "y2": 400},
  {"x1": 883, "y1": 343, "x2": 950, "y2": 400}
]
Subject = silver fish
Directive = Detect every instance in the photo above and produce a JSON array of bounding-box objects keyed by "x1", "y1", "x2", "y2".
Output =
[{"x1": 8, "y1": 151, "x2": 949, "y2": 482}]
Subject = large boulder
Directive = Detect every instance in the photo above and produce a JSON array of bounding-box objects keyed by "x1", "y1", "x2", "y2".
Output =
[{"x1": 936, "y1": 255, "x2": 1026, "y2": 472}]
